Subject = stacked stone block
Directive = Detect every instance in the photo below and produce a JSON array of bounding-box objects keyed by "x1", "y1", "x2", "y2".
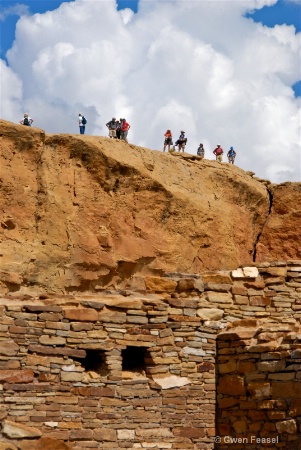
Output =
[
  {"x1": 0, "y1": 261, "x2": 300, "y2": 449},
  {"x1": 217, "y1": 323, "x2": 301, "y2": 449}
]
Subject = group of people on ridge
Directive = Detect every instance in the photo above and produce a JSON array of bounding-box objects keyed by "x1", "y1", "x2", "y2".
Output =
[
  {"x1": 106, "y1": 117, "x2": 131, "y2": 143},
  {"x1": 19, "y1": 112, "x2": 236, "y2": 164},
  {"x1": 163, "y1": 129, "x2": 236, "y2": 164},
  {"x1": 163, "y1": 130, "x2": 188, "y2": 153},
  {"x1": 79, "y1": 114, "x2": 131, "y2": 143},
  {"x1": 213, "y1": 144, "x2": 236, "y2": 164}
]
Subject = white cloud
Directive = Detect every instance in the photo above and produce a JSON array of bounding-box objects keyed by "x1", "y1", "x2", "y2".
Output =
[
  {"x1": 0, "y1": 60, "x2": 23, "y2": 120},
  {"x1": 1, "y1": 0, "x2": 301, "y2": 182},
  {"x1": 0, "y1": 3, "x2": 29, "y2": 21}
]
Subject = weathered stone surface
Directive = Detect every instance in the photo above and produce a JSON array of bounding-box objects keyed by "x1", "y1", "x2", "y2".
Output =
[
  {"x1": 275, "y1": 419, "x2": 297, "y2": 434},
  {"x1": 201, "y1": 272, "x2": 233, "y2": 284},
  {"x1": 243, "y1": 267, "x2": 259, "y2": 278},
  {"x1": 233, "y1": 420, "x2": 247, "y2": 434},
  {"x1": 2, "y1": 420, "x2": 42, "y2": 438},
  {"x1": 136, "y1": 428, "x2": 173, "y2": 438},
  {"x1": 197, "y1": 308, "x2": 223, "y2": 321},
  {"x1": 218, "y1": 375, "x2": 246, "y2": 395},
  {"x1": 0, "y1": 120, "x2": 275, "y2": 294},
  {"x1": 177, "y1": 278, "x2": 195, "y2": 291},
  {"x1": 257, "y1": 360, "x2": 286, "y2": 372},
  {"x1": 249, "y1": 296, "x2": 271, "y2": 306},
  {"x1": 289, "y1": 399, "x2": 301, "y2": 416},
  {"x1": 0, "y1": 370, "x2": 34, "y2": 383},
  {"x1": 60, "y1": 372, "x2": 83, "y2": 382},
  {"x1": 197, "y1": 362, "x2": 215, "y2": 372},
  {"x1": 232, "y1": 267, "x2": 259, "y2": 279},
  {"x1": 39, "y1": 336, "x2": 66, "y2": 346},
  {"x1": 117, "y1": 429, "x2": 135, "y2": 440},
  {"x1": 27, "y1": 344, "x2": 86, "y2": 358},
  {"x1": 64, "y1": 308, "x2": 98, "y2": 321},
  {"x1": 272, "y1": 382, "x2": 301, "y2": 398},
  {"x1": 18, "y1": 438, "x2": 72, "y2": 450},
  {"x1": 256, "y1": 184, "x2": 301, "y2": 262},
  {"x1": 93, "y1": 428, "x2": 117, "y2": 441},
  {"x1": 152, "y1": 375, "x2": 190, "y2": 389},
  {"x1": 175, "y1": 427, "x2": 206, "y2": 438},
  {"x1": 218, "y1": 361, "x2": 237, "y2": 374},
  {"x1": 205, "y1": 292, "x2": 233, "y2": 304},
  {"x1": 0, "y1": 340, "x2": 19, "y2": 356},
  {"x1": 145, "y1": 277, "x2": 177, "y2": 293},
  {"x1": 247, "y1": 381, "x2": 271, "y2": 399},
  {"x1": 182, "y1": 347, "x2": 205, "y2": 357},
  {"x1": 0, "y1": 443, "x2": 18, "y2": 450},
  {"x1": 218, "y1": 329, "x2": 256, "y2": 340}
]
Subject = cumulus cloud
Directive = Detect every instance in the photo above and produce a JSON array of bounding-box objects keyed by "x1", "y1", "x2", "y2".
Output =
[
  {"x1": 1, "y1": 0, "x2": 300, "y2": 182},
  {"x1": 0, "y1": 3, "x2": 29, "y2": 21},
  {"x1": 0, "y1": 60, "x2": 23, "y2": 120}
]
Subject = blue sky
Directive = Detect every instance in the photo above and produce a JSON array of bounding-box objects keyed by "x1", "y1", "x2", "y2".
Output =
[{"x1": 1, "y1": 0, "x2": 300, "y2": 95}]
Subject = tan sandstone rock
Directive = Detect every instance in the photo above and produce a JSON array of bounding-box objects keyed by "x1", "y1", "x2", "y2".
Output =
[
  {"x1": 2, "y1": 420, "x2": 42, "y2": 439},
  {"x1": 0, "y1": 120, "x2": 299, "y2": 294},
  {"x1": 0, "y1": 120, "x2": 271, "y2": 294},
  {"x1": 18, "y1": 437, "x2": 72, "y2": 449},
  {"x1": 256, "y1": 183, "x2": 301, "y2": 262}
]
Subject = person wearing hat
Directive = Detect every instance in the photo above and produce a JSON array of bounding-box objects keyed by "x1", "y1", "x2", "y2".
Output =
[
  {"x1": 176, "y1": 131, "x2": 187, "y2": 152},
  {"x1": 20, "y1": 113, "x2": 33, "y2": 127},
  {"x1": 213, "y1": 144, "x2": 224, "y2": 162},
  {"x1": 227, "y1": 147, "x2": 236, "y2": 164},
  {"x1": 106, "y1": 117, "x2": 118, "y2": 138}
]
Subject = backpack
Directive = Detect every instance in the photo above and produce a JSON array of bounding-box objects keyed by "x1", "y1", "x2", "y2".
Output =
[
  {"x1": 23, "y1": 117, "x2": 30, "y2": 126},
  {"x1": 82, "y1": 116, "x2": 87, "y2": 125}
]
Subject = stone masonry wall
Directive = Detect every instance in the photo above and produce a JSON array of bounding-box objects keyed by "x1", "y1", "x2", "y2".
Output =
[
  {"x1": 0, "y1": 260, "x2": 300, "y2": 449},
  {"x1": 217, "y1": 323, "x2": 301, "y2": 450}
]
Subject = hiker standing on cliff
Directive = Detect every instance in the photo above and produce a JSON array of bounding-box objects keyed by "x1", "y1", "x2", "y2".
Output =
[
  {"x1": 227, "y1": 147, "x2": 236, "y2": 164},
  {"x1": 120, "y1": 118, "x2": 130, "y2": 143},
  {"x1": 20, "y1": 113, "x2": 33, "y2": 126},
  {"x1": 106, "y1": 117, "x2": 118, "y2": 138},
  {"x1": 78, "y1": 113, "x2": 87, "y2": 135},
  {"x1": 163, "y1": 130, "x2": 173, "y2": 152},
  {"x1": 213, "y1": 144, "x2": 223, "y2": 162},
  {"x1": 197, "y1": 143, "x2": 205, "y2": 159},
  {"x1": 116, "y1": 118, "x2": 122, "y2": 139},
  {"x1": 174, "y1": 131, "x2": 187, "y2": 152}
]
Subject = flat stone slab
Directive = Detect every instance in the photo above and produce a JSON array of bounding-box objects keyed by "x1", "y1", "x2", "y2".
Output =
[{"x1": 152, "y1": 375, "x2": 190, "y2": 389}]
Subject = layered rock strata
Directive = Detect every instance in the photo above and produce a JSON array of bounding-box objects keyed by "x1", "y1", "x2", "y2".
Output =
[{"x1": 2, "y1": 119, "x2": 300, "y2": 295}]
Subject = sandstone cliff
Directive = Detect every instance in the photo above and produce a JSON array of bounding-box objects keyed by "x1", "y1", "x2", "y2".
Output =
[{"x1": 0, "y1": 120, "x2": 300, "y2": 294}]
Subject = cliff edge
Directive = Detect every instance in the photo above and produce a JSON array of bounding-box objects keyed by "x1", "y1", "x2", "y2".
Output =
[{"x1": 0, "y1": 120, "x2": 300, "y2": 294}]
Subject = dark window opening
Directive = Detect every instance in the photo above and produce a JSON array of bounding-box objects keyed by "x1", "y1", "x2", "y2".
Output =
[
  {"x1": 74, "y1": 350, "x2": 108, "y2": 375},
  {"x1": 122, "y1": 346, "x2": 147, "y2": 372}
]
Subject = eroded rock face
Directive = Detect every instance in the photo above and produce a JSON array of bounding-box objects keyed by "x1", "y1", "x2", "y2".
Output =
[
  {"x1": 18, "y1": 437, "x2": 72, "y2": 450},
  {"x1": 0, "y1": 120, "x2": 299, "y2": 294},
  {"x1": 256, "y1": 183, "x2": 301, "y2": 262}
]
